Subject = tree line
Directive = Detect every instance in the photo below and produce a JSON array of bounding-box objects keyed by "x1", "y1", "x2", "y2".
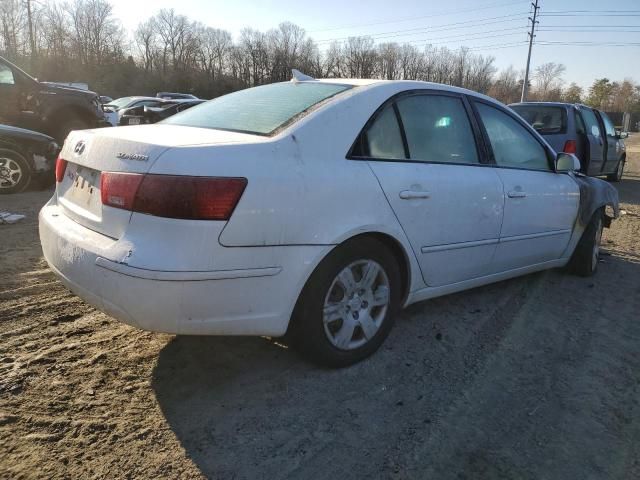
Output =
[{"x1": 1, "y1": 0, "x2": 639, "y2": 113}]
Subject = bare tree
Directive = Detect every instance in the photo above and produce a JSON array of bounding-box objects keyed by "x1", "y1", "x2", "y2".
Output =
[{"x1": 533, "y1": 62, "x2": 566, "y2": 100}]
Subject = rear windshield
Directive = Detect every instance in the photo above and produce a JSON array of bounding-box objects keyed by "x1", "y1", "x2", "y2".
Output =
[
  {"x1": 510, "y1": 105, "x2": 567, "y2": 134},
  {"x1": 162, "y1": 82, "x2": 351, "y2": 135}
]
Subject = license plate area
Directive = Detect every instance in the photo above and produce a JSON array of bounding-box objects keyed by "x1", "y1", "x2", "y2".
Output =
[{"x1": 59, "y1": 163, "x2": 103, "y2": 221}]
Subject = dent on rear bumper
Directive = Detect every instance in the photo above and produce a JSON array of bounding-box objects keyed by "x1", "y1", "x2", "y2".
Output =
[{"x1": 39, "y1": 203, "x2": 330, "y2": 336}]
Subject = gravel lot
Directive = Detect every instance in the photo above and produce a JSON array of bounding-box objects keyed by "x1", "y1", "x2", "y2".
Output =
[{"x1": 1, "y1": 135, "x2": 639, "y2": 480}]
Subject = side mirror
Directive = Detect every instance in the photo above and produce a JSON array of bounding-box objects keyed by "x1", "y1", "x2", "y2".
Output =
[
  {"x1": 616, "y1": 131, "x2": 628, "y2": 139},
  {"x1": 556, "y1": 152, "x2": 581, "y2": 172}
]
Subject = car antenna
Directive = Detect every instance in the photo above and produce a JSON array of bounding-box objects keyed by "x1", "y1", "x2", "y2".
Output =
[{"x1": 291, "y1": 69, "x2": 316, "y2": 83}]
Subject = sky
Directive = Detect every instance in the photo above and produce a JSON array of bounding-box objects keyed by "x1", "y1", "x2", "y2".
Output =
[{"x1": 108, "y1": 0, "x2": 640, "y2": 89}]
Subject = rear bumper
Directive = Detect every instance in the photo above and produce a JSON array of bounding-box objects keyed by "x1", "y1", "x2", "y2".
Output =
[{"x1": 39, "y1": 202, "x2": 328, "y2": 336}]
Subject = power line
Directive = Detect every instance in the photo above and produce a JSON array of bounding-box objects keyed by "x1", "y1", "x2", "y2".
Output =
[
  {"x1": 315, "y1": 13, "x2": 529, "y2": 44},
  {"x1": 309, "y1": 0, "x2": 528, "y2": 32},
  {"x1": 407, "y1": 31, "x2": 526, "y2": 46}
]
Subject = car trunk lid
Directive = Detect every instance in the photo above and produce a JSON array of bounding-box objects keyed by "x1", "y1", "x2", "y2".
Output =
[{"x1": 56, "y1": 125, "x2": 266, "y2": 239}]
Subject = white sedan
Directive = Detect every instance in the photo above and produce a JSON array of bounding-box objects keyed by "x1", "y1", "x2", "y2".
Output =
[{"x1": 39, "y1": 74, "x2": 618, "y2": 367}]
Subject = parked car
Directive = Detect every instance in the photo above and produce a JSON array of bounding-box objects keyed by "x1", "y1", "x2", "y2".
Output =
[
  {"x1": 156, "y1": 92, "x2": 198, "y2": 100},
  {"x1": 40, "y1": 77, "x2": 618, "y2": 367},
  {"x1": 510, "y1": 102, "x2": 628, "y2": 181},
  {"x1": 99, "y1": 96, "x2": 114, "y2": 104},
  {"x1": 1, "y1": 124, "x2": 59, "y2": 194},
  {"x1": 0, "y1": 56, "x2": 110, "y2": 142},
  {"x1": 118, "y1": 99, "x2": 205, "y2": 126}
]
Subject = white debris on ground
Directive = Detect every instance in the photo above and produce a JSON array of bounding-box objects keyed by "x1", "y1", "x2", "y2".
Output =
[{"x1": 0, "y1": 212, "x2": 26, "y2": 224}]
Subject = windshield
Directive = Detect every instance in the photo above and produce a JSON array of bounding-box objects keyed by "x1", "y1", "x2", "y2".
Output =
[
  {"x1": 107, "y1": 96, "x2": 137, "y2": 110},
  {"x1": 511, "y1": 105, "x2": 567, "y2": 134},
  {"x1": 162, "y1": 82, "x2": 352, "y2": 135}
]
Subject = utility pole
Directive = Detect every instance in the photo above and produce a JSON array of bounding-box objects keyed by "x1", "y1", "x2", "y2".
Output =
[{"x1": 521, "y1": 0, "x2": 540, "y2": 102}]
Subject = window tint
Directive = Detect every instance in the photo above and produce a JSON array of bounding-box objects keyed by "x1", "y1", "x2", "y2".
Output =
[
  {"x1": 163, "y1": 82, "x2": 351, "y2": 135},
  {"x1": 0, "y1": 64, "x2": 15, "y2": 85},
  {"x1": 359, "y1": 104, "x2": 406, "y2": 159},
  {"x1": 395, "y1": 95, "x2": 478, "y2": 164},
  {"x1": 599, "y1": 112, "x2": 616, "y2": 137},
  {"x1": 476, "y1": 103, "x2": 549, "y2": 171},
  {"x1": 580, "y1": 108, "x2": 601, "y2": 138},
  {"x1": 511, "y1": 105, "x2": 567, "y2": 134}
]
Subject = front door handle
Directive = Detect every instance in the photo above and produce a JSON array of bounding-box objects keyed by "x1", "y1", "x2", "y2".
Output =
[
  {"x1": 399, "y1": 190, "x2": 431, "y2": 200},
  {"x1": 507, "y1": 190, "x2": 527, "y2": 198}
]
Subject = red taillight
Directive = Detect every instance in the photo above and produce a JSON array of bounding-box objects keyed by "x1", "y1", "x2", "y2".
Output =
[
  {"x1": 563, "y1": 140, "x2": 577, "y2": 154},
  {"x1": 100, "y1": 172, "x2": 144, "y2": 210},
  {"x1": 55, "y1": 157, "x2": 68, "y2": 182},
  {"x1": 101, "y1": 173, "x2": 247, "y2": 221}
]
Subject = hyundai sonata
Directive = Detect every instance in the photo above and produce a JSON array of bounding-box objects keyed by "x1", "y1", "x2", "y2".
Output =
[{"x1": 39, "y1": 74, "x2": 618, "y2": 367}]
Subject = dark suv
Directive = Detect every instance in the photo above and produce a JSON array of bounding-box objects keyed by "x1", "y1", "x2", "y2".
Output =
[
  {"x1": 0, "y1": 56, "x2": 109, "y2": 142},
  {"x1": 510, "y1": 102, "x2": 627, "y2": 182}
]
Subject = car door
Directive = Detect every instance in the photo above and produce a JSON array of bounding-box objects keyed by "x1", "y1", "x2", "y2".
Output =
[
  {"x1": 578, "y1": 107, "x2": 606, "y2": 175},
  {"x1": 357, "y1": 91, "x2": 504, "y2": 287},
  {"x1": 597, "y1": 111, "x2": 621, "y2": 174},
  {"x1": 473, "y1": 100, "x2": 580, "y2": 272}
]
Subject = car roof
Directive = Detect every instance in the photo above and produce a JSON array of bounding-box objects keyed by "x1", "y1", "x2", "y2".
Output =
[
  {"x1": 509, "y1": 101, "x2": 578, "y2": 108},
  {"x1": 310, "y1": 78, "x2": 504, "y2": 107}
]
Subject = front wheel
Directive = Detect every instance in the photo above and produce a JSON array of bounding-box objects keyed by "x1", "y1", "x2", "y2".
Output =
[
  {"x1": 289, "y1": 237, "x2": 402, "y2": 367},
  {"x1": 0, "y1": 149, "x2": 31, "y2": 194},
  {"x1": 567, "y1": 208, "x2": 604, "y2": 277}
]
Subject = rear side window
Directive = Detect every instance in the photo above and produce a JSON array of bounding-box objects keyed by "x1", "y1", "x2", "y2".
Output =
[
  {"x1": 574, "y1": 110, "x2": 586, "y2": 135},
  {"x1": 476, "y1": 103, "x2": 550, "y2": 171},
  {"x1": 580, "y1": 108, "x2": 601, "y2": 138},
  {"x1": 163, "y1": 82, "x2": 351, "y2": 135},
  {"x1": 510, "y1": 105, "x2": 566, "y2": 134},
  {"x1": 357, "y1": 104, "x2": 406, "y2": 159},
  {"x1": 396, "y1": 94, "x2": 478, "y2": 164},
  {"x1": 0, "y1": 63, "x2": 15, "y2": 85}
]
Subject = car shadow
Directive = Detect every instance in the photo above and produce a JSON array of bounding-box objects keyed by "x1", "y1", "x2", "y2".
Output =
[{"x1": 150, "y1": 250, "x2": 640, "y2": 479}]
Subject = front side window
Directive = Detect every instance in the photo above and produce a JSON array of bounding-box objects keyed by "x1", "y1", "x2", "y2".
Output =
[
  {"x1": 0, "y1": 63, "x2": 15, "y2": 85},
  {"x1": 580, "y1": 107, "x2": 601, "y2": 138},
  {"x1": 396, "y1": 94, "x2": 478, "y2": 164},
  {"x1": 599, "y1": 112, "x2": 616, "y2": 137},
  {"x1": 476, "y1": 102, "x2": 550, "y2": 171},
  {"x1": 163, "y1": 82, "x2": 351, "y2": 135}
]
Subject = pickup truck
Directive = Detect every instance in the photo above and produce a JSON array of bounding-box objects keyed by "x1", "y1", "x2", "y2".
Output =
[
  {"x1": 0, "y1": 56, "x2": 110, "y2": 142},
  {"x1": 510, "y1": 102, "x2": 627, "y2": 182}
]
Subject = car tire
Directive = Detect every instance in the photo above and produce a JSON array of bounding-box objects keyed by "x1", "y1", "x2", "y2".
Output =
[
  {"x1": 289, "y1": 237, "x2": 402, "y2": 368},
  {"x1": 567, "y1": 208, "x2": 604, "y2": 277},
  {"x1": 607, "y1": 159, "x2": 625, "y2": 182},
  {"x1": 0, "y1": 149, "x2": 31, "y2": 194},
  {"x1": 54, "y1": 116, "x2": 90, "y2": 142}
]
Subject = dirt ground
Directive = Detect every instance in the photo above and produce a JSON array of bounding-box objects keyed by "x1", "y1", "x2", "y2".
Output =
[{"x1": 1, "y1": 136, "x2": 639, "y2": 480}]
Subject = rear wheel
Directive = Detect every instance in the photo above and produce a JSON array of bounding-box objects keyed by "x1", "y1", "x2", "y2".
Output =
[
  {"x1": 567, "y1": 208, "x2": 604, "y2": 277},
  {"x1": 607, "y1": 158, "x2": 625, "y2": 182},
  {"x1": 290, "y1": 237, "x2": 401, "y2": 367},
  {"x1": 0, "y1": 149, "x2": 31, "y2": 194}
]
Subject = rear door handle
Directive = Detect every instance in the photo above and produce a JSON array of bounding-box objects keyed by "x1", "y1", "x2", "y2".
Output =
[
  {"x1": 507, "y1": 190, "x2": 527, "y2": 198},
  {"x1": 399, "y1": 190, "x2": 431, "y2": 200}
]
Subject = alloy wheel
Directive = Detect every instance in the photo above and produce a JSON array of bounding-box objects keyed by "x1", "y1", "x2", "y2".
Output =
[
  {"x1": 322, "y1": 259, "x2": 390, "y2": 350},
  {"x1": 0, "y1": 157, "x2": 23, "y2": 189}
]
